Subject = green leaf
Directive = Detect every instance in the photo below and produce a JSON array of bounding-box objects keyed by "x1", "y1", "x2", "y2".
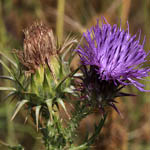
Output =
[
  {"x1": 0, "y1": 87, "x2": 16, "y2": 91},
  {"x1": 0, "y1": 51, "x2": 18, "y2": 68},
  {"x1": 73, "y1": 73, "x2": 82, "y2": 77},
  {"x1": 11, "y1": 100, "x2": 29, "y2": 121},
  {"x1": 35, "y1": 105, "x2": 41, "y2": 131},
  {"x1": 63, "y1": 86, "x2": 75, "y2": 93},
  {"x1": 57, "y1": 98, "x2": 70, "y2": 119},
  {"x1": 2, "y1": 91, "x2": 16, "y2": 101},
  {"x1": 0, "y1": 76, "x2": 15, "y2": 81},
  {"x1": 0, "y1": 59, "x2": 14, "y2": 76}
]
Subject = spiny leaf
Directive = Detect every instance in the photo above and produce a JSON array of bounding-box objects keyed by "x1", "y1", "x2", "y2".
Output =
[
  {"x1": 0, "y1": 70, "x2": 25, "y2": 90},
  {"x1": 115, "y1": 92, "x2": 136, "y2": 97},
  {"x1": 57, "y1": 98, "x2": 70, "y2": 119},
  {"x1": 2, "y1": 91, "x2": 16, "y2": 101},
  {"x1": 63, "y1": 86, "x2": 75, "y2": 94},
  {"x1": 0, "y1": 59, "x2": 14, "y2": 76},
  {"x1": 11, "y1": 100, "x2": 29, "y2": 121},
  {"x1": 108, "y1": 102, "x2": 123, "y2": 118},
  {"x1": 0, "y1": 76, "x2": 15, "y2": 81},
  {"x1": 73, "y1": 73, "x2": 82, "y2": 77},
  {"x1": 0, "y1": 51, "x2": 18, "y2": 68},
  {"x1": 68, "y1": 36, "x2": 83, "y2": 65},
  {"x1": 35, "y1": 105, "x2": 41, "y2": 131},
  {"x1": 0, "y1": 87, "x2": 16, "y2": 91}
]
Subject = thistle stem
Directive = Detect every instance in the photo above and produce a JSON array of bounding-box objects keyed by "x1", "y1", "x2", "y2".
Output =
[{"x1": 87, "y1": 113, "x2": 107, "y2": 146}]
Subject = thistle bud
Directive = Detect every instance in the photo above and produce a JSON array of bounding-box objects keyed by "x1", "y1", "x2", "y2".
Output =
[{"x1": 14, "y1": 22, "x2": 62, "y2": 99}]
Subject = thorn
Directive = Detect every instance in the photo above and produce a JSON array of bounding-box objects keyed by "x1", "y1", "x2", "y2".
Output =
[{"x1": 108, "y1": 102, "x2": 124, "y2": 119}]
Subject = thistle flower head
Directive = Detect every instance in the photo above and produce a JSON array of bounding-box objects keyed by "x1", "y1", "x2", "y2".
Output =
[
  {"x1": 76, "y1": 17, "x2": 150, "y2": 114},
  {"x1": 15, "y1": 22, "x2": 57, "y2": 74},
  {"x1": 77, "y1": 17, "x2": 150, "y2": 92}
]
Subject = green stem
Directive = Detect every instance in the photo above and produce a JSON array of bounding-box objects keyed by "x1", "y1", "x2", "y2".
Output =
[
  {"x1": 87, "y1": 113, "x2": 107, "y2": 146},
  {"x1": 68, "y1": 113, "x2": 107, "y2": 150}
]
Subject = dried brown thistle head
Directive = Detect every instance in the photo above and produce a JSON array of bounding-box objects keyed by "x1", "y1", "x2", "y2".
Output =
[{"x1": 15, "y1": 22, "x2": 57, "y2": 74}]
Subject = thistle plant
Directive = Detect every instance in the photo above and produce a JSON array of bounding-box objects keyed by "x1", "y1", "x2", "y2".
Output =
[{"x1": 0, "y1": 17, "x2": 150, "y2": 150}]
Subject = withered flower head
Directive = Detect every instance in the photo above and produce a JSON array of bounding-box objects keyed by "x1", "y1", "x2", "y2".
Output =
[{"x1": 15, "y1": 22, "x2": 57, "y2": 74}]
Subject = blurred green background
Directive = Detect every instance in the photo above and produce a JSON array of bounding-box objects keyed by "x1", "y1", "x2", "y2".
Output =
[{"x1": 0, "y1": 0, "x2": 150, "y2": 150}]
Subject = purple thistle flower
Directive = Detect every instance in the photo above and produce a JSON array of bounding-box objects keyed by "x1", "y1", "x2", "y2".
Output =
[
  {"x1": 77, "y1": 17, "x2": 150, "y2": 92},
  {"x1": 76, "y1": 17, "x2": 150, "y2": 115}
]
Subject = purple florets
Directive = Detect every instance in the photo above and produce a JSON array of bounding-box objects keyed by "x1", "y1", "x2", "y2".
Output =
[{"x1": 76, "y1": 17, "x2": 150, "y2": 92}]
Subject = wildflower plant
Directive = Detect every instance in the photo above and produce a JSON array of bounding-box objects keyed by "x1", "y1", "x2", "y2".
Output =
[{"x1": 0, "y1": 17, "x2": 150, "y2": 150}]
